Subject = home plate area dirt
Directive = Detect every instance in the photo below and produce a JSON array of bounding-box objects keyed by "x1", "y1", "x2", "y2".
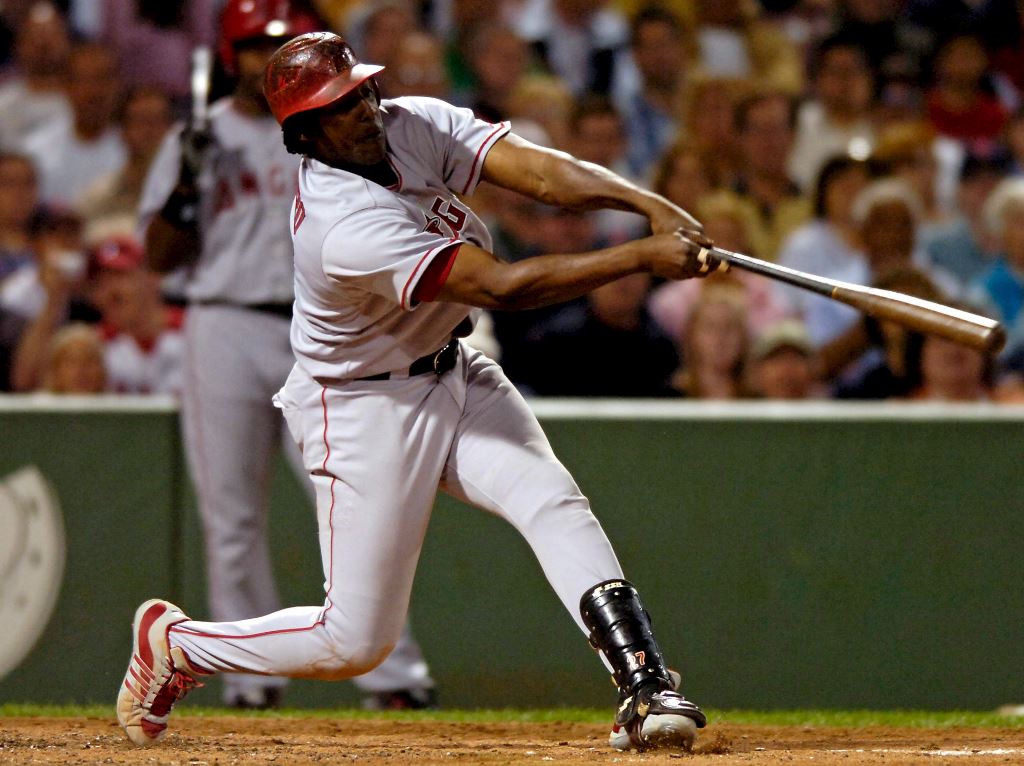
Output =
[{"x1": 2, "y1": 717, "x2": 1023, "y2": 765}]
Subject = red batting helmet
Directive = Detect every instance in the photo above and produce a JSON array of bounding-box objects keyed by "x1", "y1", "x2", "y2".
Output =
[
  {"x1": 219, "y1": 0, "x2": 323, "y2": 75},
  {"x1": 263, "y1": 32, "x2": 384, "y2": 126}
]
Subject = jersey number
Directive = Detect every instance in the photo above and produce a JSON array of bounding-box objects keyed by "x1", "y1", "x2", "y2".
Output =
[{"x1": 424, "y1": 197, "x2": 467, "y2": 237}]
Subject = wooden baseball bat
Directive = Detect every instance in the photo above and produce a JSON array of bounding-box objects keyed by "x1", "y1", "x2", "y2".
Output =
[
  {"x1": 706, "y1": 246, "x2": 1006, "y2": 354},
  {"x1": 190, "y1": 46, "x2": 213, "y2": 132}
]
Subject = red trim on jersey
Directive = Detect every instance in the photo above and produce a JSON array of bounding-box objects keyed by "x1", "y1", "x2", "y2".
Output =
[
  {"x1": 461, "y1": 123, "x2": 509, "y2": 195},
  {"x1": 401, "y1": 238, "x2": 457, "y2": 310},
  {"x1": 411, "y1": 243, "x2": 462, "y2": 303}
]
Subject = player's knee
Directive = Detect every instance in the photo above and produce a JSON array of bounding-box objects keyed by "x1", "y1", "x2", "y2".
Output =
[{"x1": 311, "y1": 641, "x2": 395, "y2": 681}]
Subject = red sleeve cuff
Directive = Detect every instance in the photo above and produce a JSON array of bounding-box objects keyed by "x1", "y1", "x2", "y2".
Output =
[{"x1": 411, "y1": 243, "x2": 462, "y2": 304}]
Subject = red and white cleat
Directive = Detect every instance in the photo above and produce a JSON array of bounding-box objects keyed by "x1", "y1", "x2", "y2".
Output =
[{"x1": 116, "y1": 599, "x2": 203, "y2": 746}]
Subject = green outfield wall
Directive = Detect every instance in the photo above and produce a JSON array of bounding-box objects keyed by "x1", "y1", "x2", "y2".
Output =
[{"x1": 1, "y1": 398, "x2": 1022, "y2": 710}]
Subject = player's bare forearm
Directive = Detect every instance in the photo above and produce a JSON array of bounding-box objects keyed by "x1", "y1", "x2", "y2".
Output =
[
  {"x1": 145, "y1": 215, "x2": 200, "y2": 273},
  {"x1": 480, "y1": 133, "x2": 701, "y2": 234},
  {"x1": 434, "y1": 236, "x2": 706, "y2": 311}
]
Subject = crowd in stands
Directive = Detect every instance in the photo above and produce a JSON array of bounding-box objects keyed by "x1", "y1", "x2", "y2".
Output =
[{"x1": 2, "y1": 0, "x2": 1024, "y2": 402}]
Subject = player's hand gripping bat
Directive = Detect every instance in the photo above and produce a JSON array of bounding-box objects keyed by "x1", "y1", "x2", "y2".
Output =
[{"x1": 700, "y1": 245, "x2": 1006, "y2": 354}]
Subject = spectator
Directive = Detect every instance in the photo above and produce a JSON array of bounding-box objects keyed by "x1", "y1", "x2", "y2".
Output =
[
  {"x1": 19, "y1": 42, "x2": 126, "y2": 207},
  {"x1": 921, "y1": 151, "x2": 1008, "y2": 286},
  {"x1": 871, "y1": 121, "x2": 951, "y2": 231},
  {"x1": 100, "y1": 0, "x2": 216, "y2": 105},
  {"x1": 77, "y1": 86, "x2": 174, "y2": 242},
  {"x1": 828, "y1": 267, "x2": 942, "y2": 399},
  {"x1": 348, "y1": 0, "x2": 416, "y2": 73},
  {"x1": 649, "y1": 190, "x2": 790, "y2": 343},
  {"x1": 747, "y1": 319, "x2": 821, "y2": 400},
  {"x1": 851, "y1": 176, "x2": 959, "y2": 296},
  {"x1": 911, "y1": 332, "x2": 993, "y2": 402},
  {"x1": 616, "y1": 6, "x2": 688, "y2": 178},
  {"x1": 968, "y1": 178, "x2": 1024, "y2": 367},
  {"x1": 524, "y1": 0, "x2": 628, "y2": 97},
  {"x1": 0, "y1": 2, "x2": 71, "y2": 150},
  {"x1": 730, "y1": 90, "x2": 811, "y2": 260},
  {"x1": 925, "y1": 33, "x2": 1009, "y2": 148},
  {"x1": 670, "y1": 284, "x2": 751, "y2": 399},
  {"x1": 521, "y1": 272, "x2": 678, "y2": 397},
  {"x1": 39, "y1": 322, "x2": 106, "y2": 394},
  {"x1": 378, "y1": 30, "x2": 451, "y2": 100},
  {"x1": 692, "y1": 0, "x2": 802, "y2": 93},
  {"x1": 682, "y1": 75, "x2": 750, "y2": 189},
  {"x1": 777, "y1": 155, "x2": 871, "y2": 346},
  {"x1": 0, "y1": 152, "x2": 38, "y2": 281},
  {"x1": 651, "y1": 140, "x2": 712, "y2": 224},
  {"x1": 566, "y1": 94, "x2": 644, "y2": 245},
  {"x1": 88, "y1": 237, "x2": 183, "y2": 394},
  {"x1": 506, "y1": 74, "x2": 574, "y2": 149},
  {"x1": 789, "y1": 35, "x2": 875, "y2": 192},
  {"x1": 460, "y1": 21, "x2": 530, "y2": 121}
]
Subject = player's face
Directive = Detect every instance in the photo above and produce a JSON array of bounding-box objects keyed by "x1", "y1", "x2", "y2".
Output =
[{"x1": 312, "y1": 82, "x2": 387, "y2": 167}]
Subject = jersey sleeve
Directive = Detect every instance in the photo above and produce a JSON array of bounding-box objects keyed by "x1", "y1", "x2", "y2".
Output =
[
  {"x1": 410, "y1": 98, "x2": 509, "y2": 196},
  {"x1": 136, "y1": 125, "x2": 185, "y2": 239},
  {"x1": 321, "y1": 205, "x2": 460, "y2": 311}
]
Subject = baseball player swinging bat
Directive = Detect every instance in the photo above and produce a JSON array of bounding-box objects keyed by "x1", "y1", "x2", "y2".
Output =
[{"x1": 698, "y1": 245, "x2": 1006, "y2": 354}]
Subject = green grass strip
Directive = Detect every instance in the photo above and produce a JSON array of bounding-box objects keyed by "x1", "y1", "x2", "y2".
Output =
[{"x1": 2, "y1": 705, "x2": 1022, "y2": 728}]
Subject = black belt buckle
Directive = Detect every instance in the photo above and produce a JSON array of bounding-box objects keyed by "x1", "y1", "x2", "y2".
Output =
[{"x1": 433, "y1": 341, "x2": 456, "y2": 375}]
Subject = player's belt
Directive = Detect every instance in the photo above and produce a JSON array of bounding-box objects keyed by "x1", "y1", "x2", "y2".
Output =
[{"x1": 355, "y1": 339, "x2": 460, "y2": 382}]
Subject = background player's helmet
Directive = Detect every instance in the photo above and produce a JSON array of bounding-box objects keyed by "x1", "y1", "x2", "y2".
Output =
[
  {"x1": 219, "y1": 0, "x2": 323, "y2": 75},
  {"x1": 263, "y1": 32, "x2": 384, "y2": 126}
]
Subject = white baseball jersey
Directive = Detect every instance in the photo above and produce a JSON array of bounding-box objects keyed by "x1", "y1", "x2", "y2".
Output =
[
  {"x1": 138, "y1": 98, "x2": 296, "y2": 305},
  {"x1": 290, "y1": 97, "x2": 509, "y2": 380},
  {"x1": 101, "y1": 311, "x2": 185, "y2": 395}
]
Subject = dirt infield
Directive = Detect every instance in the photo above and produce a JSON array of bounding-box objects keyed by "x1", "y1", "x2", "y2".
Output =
[{"x1": 1, "y1": 717, "x2": 1023, "y2": 765}]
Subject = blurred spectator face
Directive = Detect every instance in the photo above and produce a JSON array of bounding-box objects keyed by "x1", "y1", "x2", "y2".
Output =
[
  {"x1": 661, "y1": 149, "x2": 710, "y2": 214},
  {"x1": 845, "y1": 0, "x2": 898, "y2": 23},
  {"x1": 234, "y1": 39, "x2": 282, "y2": 110},
  {"x1": 68, "y1": 45, "x2": 122, "y2": 133},
  {"x1": 919, "y1": 336, "x2": 987, "y2": 401},
  {"x1": 555, "y1": 0, "x2": 598, "y2": 24},
  {"x1": 362, "y1": 5, "x2": 415, "y2": 67},
  {"x1": 824, "y1": 163, "x2": 869, "y2": 225},
  {"x1": 571, "y1": 110, "x2": 626, "y2": 168},
  {"x1": 0, "y1": 155, "x2": 38, "y2": 231},
  {"x1": 702, "y1": 211, "x2": 748, "y2": 254},
  {"x1": 589, "y1": 272, "x2": 651, "y2": 329},
  {"x1": 92, "y1": 268, "x2": 161, "y2": 334},
  {"x1": 384, "y1": 32, "x2": 449, "y2": 99},
  {"x1": 469, "y1": 25, "x2": 528, "y2": 98},
  {"x1": 816, "y1": 45, "x2": 872, "y2": 118},
  {"x1": 862, "y1": 199, "x2": 915, "y2": 269},
  {"x1": 752, "y1": 347, "x2": 815, "y2": 399},
  {"x1": 452, "y1": 0, "x2": 492, "y2": 30},
  {"x1": 689, "y1": 292, "x2": 746, "y2": 376},
  {"x1": 935, "y1": 36, "x2": 988, "y2": 90},
  {"x1": 1000, "y1": 199, "x2": 1024, "y2": 268},
  {"x1": 738, "y1": 95, "x2": 794, "y2": 177},
  {"x1": 633, "y1": 17, "x2": 684, "y2": 91},
  {"x1": 697, "y1": 0, "x2": 744, "y2": 26},
  {"x1": 45, "y1": 325, "x2": 106, "y2": 394},
  {"x1": 121, "y1": 89, "x2": 173, "y2": 161},
  {"x1": 690, "y1": 81, "x2": 741, "y2": 150},
  {"x1": 15, "y1": 2, "x2": 70, "y2": 77},
  {"x1": 893, "y1": 147, "x2": 937, "y2": 207},
  {"x1": 536, "y1": 207, "x2": 597, "y2": 254}
]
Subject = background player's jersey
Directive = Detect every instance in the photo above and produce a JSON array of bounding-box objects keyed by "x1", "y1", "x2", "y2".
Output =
[
  {"x1": 290, "y1": 97, "x2": 509, "y2": 381},
  {"x1": 138, "y1": 98, "x2": 296, "y2": 305}
]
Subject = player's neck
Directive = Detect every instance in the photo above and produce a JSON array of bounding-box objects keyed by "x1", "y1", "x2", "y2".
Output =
[{"x1": 335, "y1": 158, "x2": 397, "y2": 188}]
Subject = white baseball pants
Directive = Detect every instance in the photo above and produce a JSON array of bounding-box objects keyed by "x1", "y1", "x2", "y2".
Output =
[
  {"x1": 179, "y1": 304, "x2": 434, "y2": 695},
  {"x1": 169, "y1": 344, "x2": 623, "y2": 680}
]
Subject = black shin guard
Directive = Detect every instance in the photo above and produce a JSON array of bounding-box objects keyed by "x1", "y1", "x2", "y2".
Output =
[{"x1": 579, "y1": 579, "x2": 674, "y2": 695}]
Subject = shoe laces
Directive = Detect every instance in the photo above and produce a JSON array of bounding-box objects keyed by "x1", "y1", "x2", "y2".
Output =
[{"x1": 149, "y1": 660, "x2": 202, "y2": 717}]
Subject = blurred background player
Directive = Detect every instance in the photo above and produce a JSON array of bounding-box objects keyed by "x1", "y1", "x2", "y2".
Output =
[{"x1": 136, "y1": 0, "x2": 435, "y2": 710}]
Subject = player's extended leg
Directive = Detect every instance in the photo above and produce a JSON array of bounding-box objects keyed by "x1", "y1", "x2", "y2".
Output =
[
  {"x1": 180, "y1": 305, "x2": 286, "y2": 707},
  {"x1": 440, "y1": 347, "x2": 706, "y2": 752},
  {"x1": 118, "y1": 368, "x2": 458, "y2": 745},
  {"x1": 279, "y1": 421, "x2": 437, "y2": 707}
]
